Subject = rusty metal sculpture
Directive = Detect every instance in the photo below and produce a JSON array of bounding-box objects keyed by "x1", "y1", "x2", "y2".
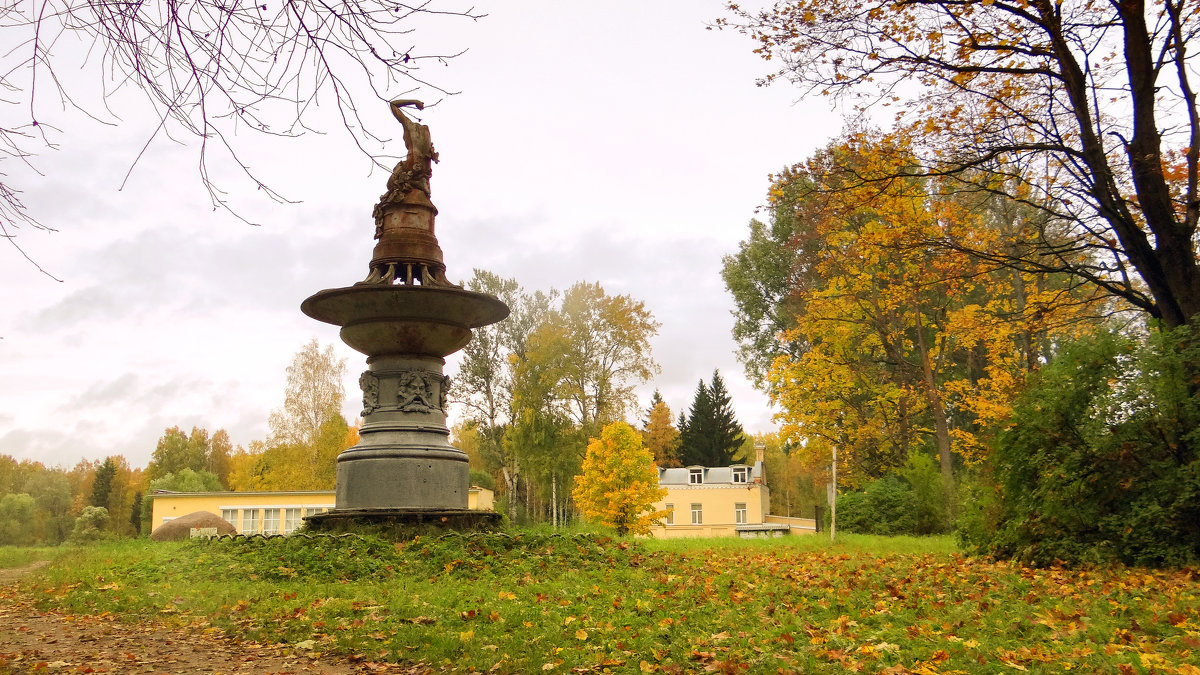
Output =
[
  {"x1": 301, "y1": 101, "x2": 508, "y2": 529},
  {"x1": 363, "y1": 99, "x2": 454, "y2": 287}
]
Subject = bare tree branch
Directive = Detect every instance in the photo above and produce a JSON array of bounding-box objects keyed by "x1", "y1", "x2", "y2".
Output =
[
  {"x1": 721, "y1": 0, "x2": 1200, "y2": 327},
  {"x1": 0, "y1": 0, "x2": 483, "y2": 276}
]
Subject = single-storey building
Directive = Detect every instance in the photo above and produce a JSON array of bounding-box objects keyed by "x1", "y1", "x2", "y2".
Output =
[{"x1": 149, "y1": 486, "x2": 494, "y2": 535}]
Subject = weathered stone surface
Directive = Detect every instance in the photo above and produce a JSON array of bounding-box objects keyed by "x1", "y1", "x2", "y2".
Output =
[{"x1": 149, "y1": 511, "x2": 235, "y2": 542}]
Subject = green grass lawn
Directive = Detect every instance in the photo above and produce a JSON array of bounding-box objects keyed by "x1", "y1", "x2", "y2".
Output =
[
  {"x1": 8, "y1": 531, "x2": 1200, "y2": 673},
  {"x1": 0, "y1": 545, "x2": 61, "y2": 569}
]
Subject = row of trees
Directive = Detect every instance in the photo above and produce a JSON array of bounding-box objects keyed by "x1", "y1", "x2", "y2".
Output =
[
  {"x1": 725, "y1": 134, "x2": 1199, "y2": 559},
  {"x1": 452, "y1": 275, "x2": 660, "y2": 526},
  {"x1": 641, "y1": 374, "x2": 746, "y2": 469},
  {"x1": 452, "y1": 273, "x2": 752, "y2": 526},
  {"x1": 0, "y1": 454, "x2": 138, "y2": 544},
  {"x1": 0, "y1": 339, "x2": 359, "y2": 544}
]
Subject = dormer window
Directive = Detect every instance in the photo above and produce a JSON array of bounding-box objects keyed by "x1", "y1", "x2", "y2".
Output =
[
  {"x1": 731, "y1": 467, "x2": 748, "y2": 484},
  {"x1": 688, "y1": 468, "x2": 704, "y2": 485}
]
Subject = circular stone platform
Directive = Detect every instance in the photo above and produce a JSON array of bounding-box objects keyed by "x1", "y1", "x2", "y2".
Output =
[{"x1": 303, "y1": 509, "x2": 504, "y2": 539}]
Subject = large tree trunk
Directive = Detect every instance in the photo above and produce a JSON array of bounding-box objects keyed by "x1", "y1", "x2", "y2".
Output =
[
  {"x1": 1041, "y1": 0, "x2": 1200, "y2": 328},
  {"x1": 914, "y1": 310, "x2": 955, "y2": 505}
]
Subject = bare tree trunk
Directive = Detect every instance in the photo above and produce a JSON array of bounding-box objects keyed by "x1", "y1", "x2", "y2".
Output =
[
  {"x1": 1010, "y1": 264, "x2": 1037, "y2": 371},
  {"x1": 525, "y1": 478, "x2": 533, "y2": 522},
  {"x1": 551, "y1": 472, "x2": 558, "y2": 529},
  {"x1": 914, "y1": 310, "x2": 955, "y2": 508},
  {"x1": 502, "y1": 465, "x2": 518, "y2": 522}
]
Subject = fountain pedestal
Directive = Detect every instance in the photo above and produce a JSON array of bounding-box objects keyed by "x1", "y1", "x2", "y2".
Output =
[{"x1": 300, "y1": 100, "x2": 508, "y2": 534}]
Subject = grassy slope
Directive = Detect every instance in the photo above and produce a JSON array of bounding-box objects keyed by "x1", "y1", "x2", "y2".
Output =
[{"x1": 10, "y1": 532, "x2": 1200, "y2": 674}]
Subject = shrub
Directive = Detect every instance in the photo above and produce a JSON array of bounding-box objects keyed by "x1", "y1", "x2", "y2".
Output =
[
  {"x1": 71, "y1": 506, "x2": 111, "y2": 543},
  {"x1": 837, "y1": 476, "x2": 919, "y2": 535},
  {"x1": 0, "y1": 493, "x2": 37, "y2": 545},
  {"x1": 966, "y1": 324, "x2": 1200, "y2": 567},
  {"x1": 835, "y1": 452, "x2": 949, "y2": 536},
  {"x1": 898, "y1": 451, "x2": 949, "y2": 534},
  {"x1": 469, "y1": 468, "x2": 496, "y2": 490}
]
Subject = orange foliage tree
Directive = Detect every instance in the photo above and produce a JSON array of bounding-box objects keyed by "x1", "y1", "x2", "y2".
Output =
[
  {"x1": 723, "y1": 0, "x2": 1200, "y2": 330},
  {"x1": 641, "y1": 391, "x2": 681, "y2": 469},
  {"x1": 572, "y1": 422, "x2": 668, "y2": 536}
]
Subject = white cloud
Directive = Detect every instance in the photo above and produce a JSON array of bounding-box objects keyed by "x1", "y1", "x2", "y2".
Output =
[{"x1": 2, "y1": 0, "x2": 829, "y2": 469}]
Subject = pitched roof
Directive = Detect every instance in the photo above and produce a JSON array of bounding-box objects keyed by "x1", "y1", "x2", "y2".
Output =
[{"x1": 658, "y1": 462, "x2": 763, "y2": 486}]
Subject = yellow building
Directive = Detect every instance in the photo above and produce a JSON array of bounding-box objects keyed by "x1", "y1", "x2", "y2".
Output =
[
  {"x1": 648, "y1": 453, "x2": 815, "y2": 538},
  {"x1": 150, "y1": 487, "x2": 495, "y2": 535}
]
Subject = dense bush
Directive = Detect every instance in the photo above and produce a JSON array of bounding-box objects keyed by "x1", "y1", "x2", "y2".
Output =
[
  {"x1": 70, "y1": 506, "x2": 111, "y2": 543},
  {"x1": 0, "y1": 493, "x2": 37, "y2": 545},
  {"x1": 195, "y1": 531, "x2": 637, "y2": 583},
  {"x1": 837, "y1": 476, "x2": 919, "y2": 535},
  {"x1": 836, "y1": 451, "x2": 949, "y2": 536},
  {"x1": 203, "y1": 533, "x2": 405, "y2": 581},
  {"x1": 959, "y1": 325, "x2": 1200, "y2": 567},
  {"x1": 469, "y1": 468, "x2": 496, "y2": 490},
  {"x1": 898, "y1": 451, "x2": 949, "y2": 534}
]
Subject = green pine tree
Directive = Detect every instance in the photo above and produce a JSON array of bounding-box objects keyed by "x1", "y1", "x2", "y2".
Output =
[
  {"x1": 679, "y1": 371, "x2": 746, "y2": 466},
  {"x1": 89, "y1": 457, "x2": 117, "y2": 509},
  {"x1": 641, "y1": 389, "x2": 666, "y2": 430},
  {"x1": 706, "y1": 372, "x2": 746, "y2": 464}
]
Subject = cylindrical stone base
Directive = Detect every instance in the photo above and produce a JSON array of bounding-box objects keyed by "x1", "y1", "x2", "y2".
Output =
[
  {"x1": 334, "y1": 353, "x2": 468, "y2": 511},
  {"x1": 335, "y1": 447, "x2": 469, "y2": 510}
]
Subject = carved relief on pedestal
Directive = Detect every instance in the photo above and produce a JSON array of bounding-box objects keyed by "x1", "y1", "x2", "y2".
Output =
[
  {"x1": 360, "y1": 369, "x2": 450, "y2": 416},
  {"x1": 396, "y1": 369, "x2": 438, "y2": 413},
  {"x1": 360, "y1": 371, "x2": 380, "y2": 416}
]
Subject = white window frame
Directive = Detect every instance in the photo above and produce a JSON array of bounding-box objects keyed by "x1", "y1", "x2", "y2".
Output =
[
  {"x1": 262, "y1": 508, "x2": 281, "y2": 535},
  {"x1": 221, "y1": 508, "x2": 238, "y2": 525},
  {"x1": 242, "y1": 508, "x2": 260, "y2": 534},
  {"x1": 735, "y1": 502, "x2": 747, "y2": 525},
  {"x1": 688, "y1": 468, "x2": 703, "y2": 485},
  {"x1": 691, "y1": 503, "x2": 702, "y2": 525},
  {"x1": 664, "y1": 504, "x2": 674, "y2": 525},
  {"x1": 283, "y1": 508, "x2": 303, "y2": 534},
  {"x1": 732, "y1": 467, "x2": 748, "y2": 484}
]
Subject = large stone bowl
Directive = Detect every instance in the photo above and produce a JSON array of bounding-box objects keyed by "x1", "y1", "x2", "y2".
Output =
[{"x1": 301, "y1": 285, "x2": 510, "y2": 357}]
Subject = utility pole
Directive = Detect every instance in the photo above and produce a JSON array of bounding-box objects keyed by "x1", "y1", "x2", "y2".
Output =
[{"x1": 829, "y1": 445, "x2": 838, "y2": 542}]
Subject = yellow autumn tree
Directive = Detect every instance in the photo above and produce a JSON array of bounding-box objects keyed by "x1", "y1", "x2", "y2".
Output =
[
  {"x1": 763, "y1": 133, "x2": 1112, "y2": 489},
  {"x1": 572, "y1": 422, "x2": 668, "y2": 536}
]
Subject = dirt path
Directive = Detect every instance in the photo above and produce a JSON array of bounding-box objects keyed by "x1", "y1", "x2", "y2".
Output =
[{"x1": 0, "y1": 563, "x2": 428, "y2": 675}]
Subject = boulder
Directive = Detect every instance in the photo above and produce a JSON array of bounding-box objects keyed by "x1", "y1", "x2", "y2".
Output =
[{"x1": 150, "y1": 510, "x2": 236, "y2": 542}]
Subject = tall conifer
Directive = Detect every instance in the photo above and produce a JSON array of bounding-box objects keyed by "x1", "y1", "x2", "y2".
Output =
[
  {"x1": 89, "y1": 457, "x2": 117, "y2": 509},
  {"x1": 679, "y1": 371, "x2": 745, "y2": 466}
]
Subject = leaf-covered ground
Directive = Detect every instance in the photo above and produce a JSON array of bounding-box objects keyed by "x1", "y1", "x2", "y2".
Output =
[{"x1": 5, "y1": 533, "x2": 1200, "y2": 674}]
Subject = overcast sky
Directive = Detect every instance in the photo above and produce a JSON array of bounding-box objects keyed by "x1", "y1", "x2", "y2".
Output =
[{"x1": 0, "y1": 1, "x2": 842, "y2": 470}]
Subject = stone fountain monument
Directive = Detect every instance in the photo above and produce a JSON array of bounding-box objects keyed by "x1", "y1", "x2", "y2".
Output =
[{"x1": 302, "y1": 100, "x2": 508, "y2": 531}]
